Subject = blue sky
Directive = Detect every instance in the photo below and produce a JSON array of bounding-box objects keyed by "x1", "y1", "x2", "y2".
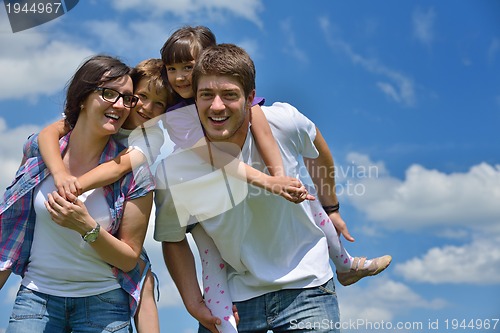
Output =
[{"x1": 1, "y1": 0, "x2": 499, "y2": 332}]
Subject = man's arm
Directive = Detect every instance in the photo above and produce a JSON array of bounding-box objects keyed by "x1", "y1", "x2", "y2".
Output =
[
  {"x1": 162, "y1": 240, "x2": 221, "y2": 333},
  {"x1": 304, "y1": 127, "x2": 354, "y2": 242}
]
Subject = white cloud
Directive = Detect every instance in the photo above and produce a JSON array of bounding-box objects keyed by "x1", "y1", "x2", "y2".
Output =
[
  {"x1": 280, "y1": 18, "x2": 308, "y2": 64},
  {"x1": 395, "y1": 235, "x2": 500, "y2": 284},
  {"x1": 488, "y1": 37, "x2": 500, "y2": 64},
  {"x1": 412, "y1": 7, "x2": 436, "y2": 47},
  {"x1": 338, "y1": 278, "x2": 446, "y2": 329},
  {"x1": 344, "y1": 153, "x2": 500, "y2": 232},
  {"x1": 81, "y1": 19, "x2": 173, "y2": 61},
  {"x1": 237, "y1": 39, "x2": 260, "y2": 60},
  {"x1": 110, "y1": 0, "x2": 264, "y2": 29},
  {"x1": 0, "y1": 118, "x2": 42, "y2": 195},
  {"x1": 0, "y1": 11, "x2": 93, "y2": 101},
  {"x1": 319, "y1": 17, "x2": 416, "y2": 107}
]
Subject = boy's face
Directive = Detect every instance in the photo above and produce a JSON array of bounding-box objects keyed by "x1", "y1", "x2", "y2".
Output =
[
  {"x1": 165, "y1": 60, "x2": 195, "y2": 99},
  {"x1": 122, "y1": 78, "x2": 168, "y2": 129},
  {"x1": 196, "y1": 74, "x2": 254, "y2": 146}
]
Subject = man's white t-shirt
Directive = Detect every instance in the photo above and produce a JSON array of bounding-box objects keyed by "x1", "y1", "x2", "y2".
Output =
[
  {"x1": 154, "y1": 102, "x2": 333, "y2": 301},
  {"x1": 114, "y1": 119, "x2": 165, "y2": 166}
]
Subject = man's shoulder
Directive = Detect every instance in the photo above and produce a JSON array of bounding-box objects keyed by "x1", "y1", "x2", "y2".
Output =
[{"x1": 261, "y1": 102, "x2": 313, "y2": 134}]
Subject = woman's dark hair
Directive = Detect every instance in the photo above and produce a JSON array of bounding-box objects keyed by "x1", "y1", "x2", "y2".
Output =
[
  {"x1": 160, "y1": 26, "x2": 216, "y2": 66},
  {"x1": 64, "y1": 55, "x2": 132, "y2": 128}
]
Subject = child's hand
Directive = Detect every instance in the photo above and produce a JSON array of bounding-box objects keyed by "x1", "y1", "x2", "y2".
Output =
[
  {"x1": 267, "y1": 176, "x2": 316, "y2": 204},
  {"x1": 52, "y1": 170, "x2": 82, "y2": 199}
]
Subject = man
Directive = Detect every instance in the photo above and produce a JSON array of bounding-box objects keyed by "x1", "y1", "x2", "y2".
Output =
[{"x1": 155, "y1": 44, "x2": 341, "y2": 332}]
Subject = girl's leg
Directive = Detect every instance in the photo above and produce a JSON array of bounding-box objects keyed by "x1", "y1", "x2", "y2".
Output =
[
  {"x1": 311, "y1": 201, "x2": 392, "y2": 286},
  {"x1": 134, "y1": 261, "x2": 160, "y2": 333},
  {"x1": 310, "y1": 200, "x2": 353, "y2": 272},
  {"x1": 191, "y1": 224, "x2": 237, "y2": 333}
]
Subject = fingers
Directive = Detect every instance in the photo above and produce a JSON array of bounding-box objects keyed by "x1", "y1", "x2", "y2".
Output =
[
  {"x1": 288, "y1": 184, "x2": 310, "y2": 204},
  {"x1": 57, "y1": 186, "x2": 67, "y2": 199},
  {"x1": 55, "y1": 179, "x2": 82, "y2": 198},
  {"x1": 341, "y1": 228, "x2": 355, "y2": 242},
  {"x1": 305, "y1": 193, "x2": 316, "y2": 201},
  {"x1": 232, "y1": 304, "x2": 240, "y2": 325},
  {"x1": 65, "y1": 192, "x2": 79, "y2": 206},
  {"x1": 46, "y1": 191, "x2": 65, "y2": 212}
]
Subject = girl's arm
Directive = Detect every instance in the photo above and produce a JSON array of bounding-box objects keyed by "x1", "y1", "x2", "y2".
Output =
[
  {"x1": 190, "y1": 141, "x2": 313, "y2": 203},
  {"x1": 38, "y1": 120, "x2": 77, "y2": 197},
  {"x1": 250, "y1": 105, "x2": 284, "y2": 176},
  {"x1": 248, "y1": 104, "x2": 314, "y2": 202}
]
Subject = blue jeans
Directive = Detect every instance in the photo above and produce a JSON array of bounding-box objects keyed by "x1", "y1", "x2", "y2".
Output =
[
  {"x1": 199, "y1": 278, "x2": 340, "y2": 333},
  {"x1": 7, "y1": 285, "x2": 131, "y2": 333}
]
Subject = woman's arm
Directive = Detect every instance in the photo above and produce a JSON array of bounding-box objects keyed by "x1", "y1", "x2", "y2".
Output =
[
  {"x1": 45, "y1": 191, "x2": 153, "y2": 272},
  {"x1": 38, "y1": 120, "x2": 79, "y2": 198}
]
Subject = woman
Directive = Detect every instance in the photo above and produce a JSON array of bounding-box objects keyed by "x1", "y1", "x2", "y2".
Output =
[{"x1": 0, "y1": 55, "x2": 154, "y2": 332}]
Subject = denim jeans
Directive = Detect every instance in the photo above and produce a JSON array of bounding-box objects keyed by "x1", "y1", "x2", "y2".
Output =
[
  {"x1": 199, "y1": 278, "x2": 340, "y2": 333},
  {"x1": 7, "y1": 285, "x2": 131, "y2": 333}
]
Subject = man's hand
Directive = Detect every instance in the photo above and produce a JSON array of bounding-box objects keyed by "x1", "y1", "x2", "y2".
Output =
[
  {"x1": 328, "y1": 212, "x2": 355, "y2": 242},
  {"x1": 188, "y1": 299, "x2": 222, "y2": 333}
]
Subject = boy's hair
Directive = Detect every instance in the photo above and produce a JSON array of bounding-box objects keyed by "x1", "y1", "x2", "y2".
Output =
[
  {"x1": 65, "y1": 54, "x2": 131, "y2": 128},
  {"x1": 160, "y1": 26, "x2": 216, "y2": 66},
  {"x1": 192, "y1": 43, "x2": 256, "y2": 99},
  {"x1": 131, "y1": 58, "x2": 174, "y2": 108}
]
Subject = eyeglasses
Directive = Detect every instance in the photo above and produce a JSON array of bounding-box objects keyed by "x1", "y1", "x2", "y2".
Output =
[{"x1": 95, "y1": 87, "x2": 139, "y2": 108}]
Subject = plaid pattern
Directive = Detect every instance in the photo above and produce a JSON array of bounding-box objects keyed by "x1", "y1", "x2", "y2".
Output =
[{"x1": 0, "y1": 132, "x2": 155, "y2": 315}]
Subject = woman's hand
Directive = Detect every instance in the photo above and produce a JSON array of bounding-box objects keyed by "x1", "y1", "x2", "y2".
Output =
[{"x1": 44, "y1": 191, "x2": 95, "y2": 236}]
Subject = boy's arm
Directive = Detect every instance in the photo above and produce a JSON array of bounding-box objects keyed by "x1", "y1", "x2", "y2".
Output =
[
  {"x1": 304, "y1": 127, "x2": 354, "y2": 242},
  {"x1": 38, "y1": 119, "x2": 76, "y2": 198},
  {"x1": 77, "y1": 148, "x2": 147, "y2": 192}
]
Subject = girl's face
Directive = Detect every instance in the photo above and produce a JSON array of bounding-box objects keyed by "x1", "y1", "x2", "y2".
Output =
[
  {"x1": 165, "y1": 60, "x2": 196, "y2": 99},
  {"x1": 80, "y1": 75, "x2": 133, "y2": 136},
  {"x1": 122, "y1": 78, "x2": 168, "y2": 129}
]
